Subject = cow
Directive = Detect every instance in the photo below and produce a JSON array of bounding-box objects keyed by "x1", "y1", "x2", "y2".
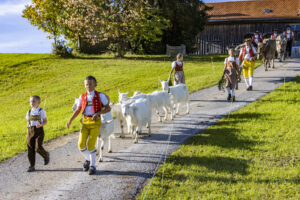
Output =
[
  {"x1": 257, "y1": 39, "x2": 276, "y2": 71},
  {"x1": 276, "y1": 35, "x2": 287, "y2": 62}
]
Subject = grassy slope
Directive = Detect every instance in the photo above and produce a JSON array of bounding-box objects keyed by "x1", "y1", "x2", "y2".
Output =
[
  {"x1": 138, "y1": 76, "x2": 300, "y2": 200},
  {"x1": 0, "y1": 53, "x2": 262, "y2": 161}
]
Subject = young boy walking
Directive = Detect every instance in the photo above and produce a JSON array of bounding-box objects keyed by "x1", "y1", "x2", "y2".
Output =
[
  {"x1": 26, "y1": 95, "x2": 50, "y2": 172},
  {"x1": 66, "y1": 76, "x2": 111, "y2": 175}
]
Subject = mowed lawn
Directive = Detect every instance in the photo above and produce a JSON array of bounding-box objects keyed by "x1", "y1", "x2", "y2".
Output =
[
  {"x1": 138, "y1": 76, "x2": 300, "y2": 200},
  {"x1": 0, "y1": 53, "x2": 262, "y2": 161}
]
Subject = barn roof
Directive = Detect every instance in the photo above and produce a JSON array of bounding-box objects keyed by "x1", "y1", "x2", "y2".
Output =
[{"x1": 206, "y1": 0, "x2": 300, "y2": 22}]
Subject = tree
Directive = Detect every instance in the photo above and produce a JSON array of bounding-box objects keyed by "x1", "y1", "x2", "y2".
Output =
[
  {"x1": 58, "y1": 0, "x2": 169, "y2": 56},
  {"x1": 23, "y1": 0, "x2": 63, "y2": 45},
  {"x1": 146, "y1": 0, "x2": 212, "y2": 53},
  {"x1": 23, "y1": 0, "x2": 169, "y2": 56}
]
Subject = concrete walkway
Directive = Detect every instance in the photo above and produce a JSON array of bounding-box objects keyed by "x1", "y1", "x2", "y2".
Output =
[{"x1": 0, "y1": 59, "x2": 299, "y2": 200}]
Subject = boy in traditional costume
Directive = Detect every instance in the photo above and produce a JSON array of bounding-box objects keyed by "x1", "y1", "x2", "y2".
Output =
[
  {"x1": 168, "y1": 53, "x2": 185, "y2": 85},
  {"x1": 222, "y1": 49, "x2": 239, "y2": 101},
  {"x1": 66, "y1": 76, "x2": 111, "y2": 175},
  {"x1": 239, "y1": 38, "x2": 257, "y2": 91},
  {"x1": 26, "y1": 95, "x2": 50, "y2": 172}
]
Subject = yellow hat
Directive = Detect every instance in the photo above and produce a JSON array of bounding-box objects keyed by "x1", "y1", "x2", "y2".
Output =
[{"x1": 244, "y1": 38, "x2": 251, "y2": 42}]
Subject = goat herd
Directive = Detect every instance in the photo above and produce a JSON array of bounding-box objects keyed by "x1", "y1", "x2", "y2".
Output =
[{"x1": 72, "y1": 80, "x2": 189, "y2": 162}]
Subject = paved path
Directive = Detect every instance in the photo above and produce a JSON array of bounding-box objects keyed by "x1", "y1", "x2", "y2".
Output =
[{"x1": 0, "y1": 59, "x2": 299, "y2": 200}]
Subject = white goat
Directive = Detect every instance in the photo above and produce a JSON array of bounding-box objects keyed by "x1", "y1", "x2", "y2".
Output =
[
  {"x1": 110, "y1": 102, "x2": 127, "y2": 138},
  {"x1": 121, "y1": 98, "x2": 152, "y2": 143},
  {"x1": 72, "y1": 98, "x2": 115, "y2": 162},
  {"x1": 133, "y1": 90, "x2": 173, "y2": 121},
  {"x1": 160, "y1": 80, "x2": 189, "y2": 115}
]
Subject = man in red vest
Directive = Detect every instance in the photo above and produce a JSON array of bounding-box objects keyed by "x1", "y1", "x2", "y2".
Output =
[
  {"x1": 284, "y1": 25, "x2": 295, "y2": 58},
  {"x1": 271, "y1": 29, "x2": 278, "y2": 39},
  {"x1": 66, "y1": 76, "x2": 111, "y2": 175},
  {"x1": 252, "y1": 31, "x2": 262, "y2": 48},
  {"x1": 239, "y1": 38, "x2": 257, "y2": 91}
]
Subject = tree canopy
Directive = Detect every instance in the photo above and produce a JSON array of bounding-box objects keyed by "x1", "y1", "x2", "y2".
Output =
[{"x1": 23, "y1": 0, "x2": 211, "y2": 55}]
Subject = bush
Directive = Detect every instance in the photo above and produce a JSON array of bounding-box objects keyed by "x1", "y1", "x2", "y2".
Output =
[{"x1": 52, "y1": 40, "x2": 73, "y2": 57}]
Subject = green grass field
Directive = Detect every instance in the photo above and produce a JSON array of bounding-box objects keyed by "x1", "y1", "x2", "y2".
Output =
[
  {"x1": 138, "y1": 76, "x2": 300, "y2": 200},
  {"x1": 0, "y1": 53, "x2": 262, "y2": 161}
]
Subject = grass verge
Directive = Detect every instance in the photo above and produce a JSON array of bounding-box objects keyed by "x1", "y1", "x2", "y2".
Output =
[{"x1": 138, "y1": 76, "x2": 299, "y2": 200}]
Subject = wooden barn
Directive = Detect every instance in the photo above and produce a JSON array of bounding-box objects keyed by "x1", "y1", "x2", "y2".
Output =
[{"x1": 194, "y1": 0, "x2": 300, "y2": 55}]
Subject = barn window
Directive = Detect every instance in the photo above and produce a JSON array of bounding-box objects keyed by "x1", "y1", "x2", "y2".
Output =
[{"x1": 264, "y1": 9, "x2": 272, "y2": 13}]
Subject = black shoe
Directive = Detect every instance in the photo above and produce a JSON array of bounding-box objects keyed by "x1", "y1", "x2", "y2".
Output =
[
  {"x1": 89, "y1": 166, "x2": 96, "y2": 175},
  {"x1": 44, "y1": 154, "x2": 50, "y2": 165},
  {"x1": 246, "y1": 86, "x2": 250, "y2": 91},
  {"x1": 27, "y1": 166, "x2": 35, "y2": 172},
  {"x1": 227, "y1": 94, "x2": 231, "y2": 101},
  {"x1": 249, "y1": 86, "x2": 253, "y2": 91},
  {"x1": 83, "y1": 160, "x2": 90, "y2": 172},
  {"x1": 232, "y1": 96, "x2": 235, "y2": 102}
]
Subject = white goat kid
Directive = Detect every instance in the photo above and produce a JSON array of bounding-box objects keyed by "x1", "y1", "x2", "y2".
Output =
[
  {"x1": 72, "y1": 98, "x2": 115, "y2": 162},
  {"x1": 160, "y1": 80, "x2": 189, "y2": 115},
  {"x1": 121, "y1": 99, "x2": 152, "y2": 143},
  {"x1": 110, "y1": 102, "x2": 127, "y2": 138},
  {"x1": 133, "y1": 90, "x2": 173, "y2": 121},
  {"x1": 97, "y1": 111, "x2": 115, "y2": 162}
]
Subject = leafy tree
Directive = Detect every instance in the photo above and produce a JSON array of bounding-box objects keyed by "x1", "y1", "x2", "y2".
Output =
[
  {"x1": 146, "y1": 0, "x2": 212, "y2": 53},
  {"x1": 23, "y1": 0, "x2": 63, "y2": 45}
]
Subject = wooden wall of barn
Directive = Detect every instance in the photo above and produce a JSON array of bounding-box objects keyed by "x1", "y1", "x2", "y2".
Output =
[{"x1": 194, "y1": 22, "x2": 299, "y2": 55}]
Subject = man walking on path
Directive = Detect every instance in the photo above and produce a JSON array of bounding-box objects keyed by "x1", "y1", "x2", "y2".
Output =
[{"x1": 239, "y1": 38, "x2": 257, "y2": 91}]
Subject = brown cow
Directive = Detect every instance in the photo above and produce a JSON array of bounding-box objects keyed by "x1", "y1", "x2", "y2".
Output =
[
  {"x1": 257, "y1": 39, "x2": 276, "y2": 71},
  {"x1": 276, "y1": 35, "x2": 287, "y2": 62}
]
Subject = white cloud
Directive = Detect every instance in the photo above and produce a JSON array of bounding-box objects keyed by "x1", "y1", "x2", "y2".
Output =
[{"x1": 0, "y1": 0, "x2": 30, "y2": 16}]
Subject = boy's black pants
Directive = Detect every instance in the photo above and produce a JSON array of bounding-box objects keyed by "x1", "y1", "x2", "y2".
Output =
[{"x1": 27, "y1": 126, "x2": 49, "y2": 167}]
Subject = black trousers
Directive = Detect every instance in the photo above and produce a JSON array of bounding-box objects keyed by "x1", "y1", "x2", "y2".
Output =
[
  {"x1": 286, "y1": 40, "x2": 293, "y2": 57},
  {"x1": 27, "y1": 126, "x2": 49, "y2": 167}
]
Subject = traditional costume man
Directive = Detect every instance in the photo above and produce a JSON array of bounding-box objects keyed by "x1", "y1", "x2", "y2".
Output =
[{"x1": 239, "y1": 38, "x2": 257, "y2": 91}]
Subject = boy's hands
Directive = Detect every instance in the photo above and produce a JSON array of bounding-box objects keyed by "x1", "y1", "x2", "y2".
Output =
[
  {"x1": 36, "y1": 122, "x2": 43, "y2": 128},
  {"x1": 92, "y1": 113, "x2": 99, "y2": 121},
  {"x1": 66, "y1": 120, "x2": 72, "y2": 129}
]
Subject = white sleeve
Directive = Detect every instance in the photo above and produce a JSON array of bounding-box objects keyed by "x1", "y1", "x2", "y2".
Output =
[
  {"x1": 25, "y1": 110, "x2": 29, "y2": 120},
  {"x1": 99, "y1": 93, "x2": 109, "y2": 106},
  {"x1": 172, "y1": 61, "x2": 176, "y2": 68},
  {"x1": 236, "y1": 58, "x2": 239, "y2": 65},
  {"x1": 224, "y1": 58, "x2": 227, "y2": 64},
  {"x1": 77, "y1": 95, "x2": 82, "y2": 108},
  {"x1": 252, "y1": 46, "x2": 257, "y2": 54},
  {"x1": 41, "y1": 109, "x2": 47, "y2": 120}
]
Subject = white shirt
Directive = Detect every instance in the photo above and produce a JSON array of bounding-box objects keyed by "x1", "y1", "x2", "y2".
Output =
[
  {"x1": 253, "y1": 34, "x2": 261, "y2": 43},
  {"x1": 239, "y1": 45, "x2": 256, "y2": 61},
  {"x1": 172, "y1": 61, "x2": 184, "y2": 69},
  {"x1": 26, "y1": 107, "x2": 47, "y2": 127},
  {"x1": 224, "y1": 57, "x2": 239, "y2": 66},
  {"x1": 286, "y1": 30, "x2": 294, "y2": 39},
  {"x1": 77, "y1": 90, "x2": 109, "y2": 116}
]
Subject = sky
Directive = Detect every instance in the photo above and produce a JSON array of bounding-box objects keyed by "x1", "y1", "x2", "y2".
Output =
[
  {"x1": 0, "y1": 0, "x2": 245, "y2": 54},
  {"x1": 0, "y1": 0, "x2": 52, "y2": 53}
]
